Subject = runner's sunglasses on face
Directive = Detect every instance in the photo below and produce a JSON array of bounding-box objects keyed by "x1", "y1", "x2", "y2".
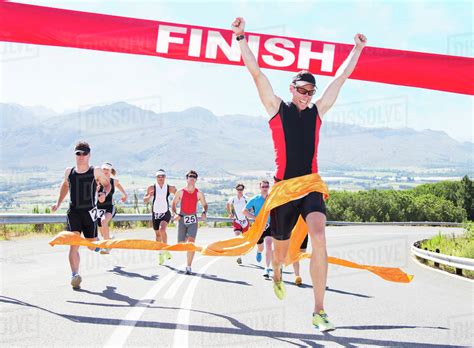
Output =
[{"x1": 294, "y1": 85, "x2": 317, "y2": 96}]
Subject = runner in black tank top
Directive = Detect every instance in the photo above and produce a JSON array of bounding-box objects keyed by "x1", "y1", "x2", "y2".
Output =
[
  {"x1": 67, "y1": 165, "x2": 98, "y2": 237},
  {"x1": 97, "y1": 162, "x2": 128, "y2": 254},
  {"x1": 234, "y1": 16, "x2": 367, "y2": 330},
  {"x1": 51, "y1": 141, "x2": 110, "y2": 290}
]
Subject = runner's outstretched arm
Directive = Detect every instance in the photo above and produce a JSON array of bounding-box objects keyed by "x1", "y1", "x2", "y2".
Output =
[
  {"x1": 316, "y1": 33, "x2": 367, "y2": 117},
  {"x1": 232, "y1": 17, "x2": 281, "y2": 117}
]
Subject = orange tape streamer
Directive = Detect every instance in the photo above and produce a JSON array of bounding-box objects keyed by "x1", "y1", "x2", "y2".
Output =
[{"x1": 50, "y1": 173, "x2": 413, "y2": 283}]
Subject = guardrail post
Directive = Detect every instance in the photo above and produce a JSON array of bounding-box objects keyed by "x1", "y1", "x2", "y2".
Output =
[
  {"x1": 456, "y1": 268, "x2": 463, "y2": 276},
  {"x1": 434, "y1": 249, "x2": 440, "y2": 268}
]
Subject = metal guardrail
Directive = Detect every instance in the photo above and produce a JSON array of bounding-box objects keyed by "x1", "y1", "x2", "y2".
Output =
[
  {"x1": 411, "y1": 242, "x2": 474, "y2": 272},
  {"x1": 0, "y1": 214, "x2": 232, "y2": 225},
  {"x1": 0, "y1": 213, "x2": 465, "y2": 227}
]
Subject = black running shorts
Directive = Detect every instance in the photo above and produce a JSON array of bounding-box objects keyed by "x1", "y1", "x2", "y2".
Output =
[
  {"x1": 67, "y1": 209, "x2": 98, "y2": 239},
  {"x1": 257, "y1": 225, "x2": 272, "y2": 245},
  {"x1": 152, "y1": 211, "x2": 172, "y2": 230},
  {"x1": 270, "y1": 192, "x2": 326, "y2": 241}
]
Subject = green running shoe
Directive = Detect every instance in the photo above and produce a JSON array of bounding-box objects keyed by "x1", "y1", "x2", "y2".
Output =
[
  {"x1": 158, "y1": 252, "x2": 165, "y2": 265},
  {"x1": 273, "y1": 280, "x2": 286, "y2": 300},
  {"x1": 164, "y1": 250, "x2": 172, "y2": 260},
  {"x1": 312, "y1": 310, "x2": 335, "y2": 332}
]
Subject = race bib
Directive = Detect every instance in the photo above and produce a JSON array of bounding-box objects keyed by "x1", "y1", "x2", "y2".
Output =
[
  {"x1": 154, "y1": 213, "x2": 166, "y2": 220},
  {"x1": 89, "y1": 207, "x2": 106, "y2": 222},
  {"x1": 238, "y1": 219, "x2": 249, "y2": 228},
  {"x1": 183, "y1": 214, "x2": 197, "y2": 225}
]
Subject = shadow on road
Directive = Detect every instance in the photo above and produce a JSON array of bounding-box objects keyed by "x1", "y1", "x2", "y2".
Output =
[
  {"x1": 108, "y1": 266, "x2": 159, "y2": 281},
  {"x1": 163, "y1": 264, "x2": 251, "y2": 286},
  {"x1": 239, "y1": 263, "x2": 292, "y2": 275},
  {"x1": 0, "y1": 295, "x2": 452, "y2": 347},
  {"x1": 74, "y1": 286, "x2": 150, "y2": 306}
]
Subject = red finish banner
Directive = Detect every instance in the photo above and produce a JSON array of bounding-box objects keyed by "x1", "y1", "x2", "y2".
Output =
[{"x1": 1, "y1": 1, "x2": 472, "y2": 95}]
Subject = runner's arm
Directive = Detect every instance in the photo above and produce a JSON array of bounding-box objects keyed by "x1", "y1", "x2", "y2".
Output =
[
  {"x1": 242, "y1": 207, "x2": 256, "y2": 220},
  {"x1": 51, "y1": 168, "x2": 71, "y2": 212},
  {"x1": 171, "y1": 190, "x2": 182, "y2": 216},
  {"x1": 143, "y1": 185, "x2": 154, "y2": 203},
  {"x1": 198, "y1": 191, "x2": 208, "y2": 220},
  {"x1": 94, "y1": 168, "x2": 111, "y2": 195},
  {"x1": 232, "y1": 17, "x2": 281, "y2": 117},
  {"x1": 316, "y1": 34, "x2": 367, "y2": 117},
  {"x1": 114, "y1": 180, "x2": 128, "y2": 202},
  {"x1": 169, "y1": 185, "x2": 177, "y2": 195},
  {"x1": 97, "y1": 183, "x2": 106, "y2": 203},
  {"x1": 226, "y1": 199, "x2": 233, "y2": 218}
]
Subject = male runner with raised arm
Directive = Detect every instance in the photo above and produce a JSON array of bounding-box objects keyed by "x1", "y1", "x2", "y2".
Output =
[{"x1": 232, "y1": 17, "x2": 366, "y2": 331}]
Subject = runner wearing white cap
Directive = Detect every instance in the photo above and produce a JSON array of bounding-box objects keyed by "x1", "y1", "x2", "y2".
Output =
[
  {"x1": 226, "y1": 183, "x2": 249, "y2": 265},
  {"x1": 144, "y1": 169, "x2": 177, "y2": 265},
  {"x1": 96, "y1": 162, "x2": 128, "y2": 254}
]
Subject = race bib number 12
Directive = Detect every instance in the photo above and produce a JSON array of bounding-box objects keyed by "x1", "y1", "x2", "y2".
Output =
[{"x1": 89, "y1": 207, "x2": 106, "y2": 222}]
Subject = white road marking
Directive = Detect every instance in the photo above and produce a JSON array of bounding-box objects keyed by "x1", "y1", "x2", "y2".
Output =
[
  {"x1": 164, "y1": 272, "x2": 188, "y2": 300},
  {"x1": 103, "y1": 258, "x2": 202, "y2": 348},
  {"x1": 172, "y1": 257, "x2": 221, "y2": 348}
]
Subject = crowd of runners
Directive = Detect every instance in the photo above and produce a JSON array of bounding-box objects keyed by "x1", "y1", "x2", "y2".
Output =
[{"x1": 51, "y1": 147, "x2": 287, "y2": 283}]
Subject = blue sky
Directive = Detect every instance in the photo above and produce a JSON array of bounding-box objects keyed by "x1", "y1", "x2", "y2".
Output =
[{"x1": 1, "y1": 0, "x2": 472, "y2": 141}]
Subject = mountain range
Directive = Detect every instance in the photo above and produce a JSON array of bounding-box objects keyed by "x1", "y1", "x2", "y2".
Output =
[{"x1": 1, "y1": 102, "x2": 472, "y2": 176}]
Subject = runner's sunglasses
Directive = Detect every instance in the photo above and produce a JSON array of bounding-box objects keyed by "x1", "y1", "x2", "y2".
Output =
[
  {"x1": 75, "y1": 151, "x2": 89, "y2": 156},
  {"x1": 293, "y1": 85, "x2": 317, "y2": 96}
]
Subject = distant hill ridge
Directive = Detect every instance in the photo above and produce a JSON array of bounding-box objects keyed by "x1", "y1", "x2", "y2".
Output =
[{"x1": 1, "y1": 102, "x2": 472, "y2": 175}]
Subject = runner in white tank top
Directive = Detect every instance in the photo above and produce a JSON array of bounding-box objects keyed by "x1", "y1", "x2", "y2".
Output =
[
  {"x1": 226, "y1": 183, "x2": 249, "y2": 265},
  {"x1": 144, "y1": 169, "x2": 177, "y2": 265}
]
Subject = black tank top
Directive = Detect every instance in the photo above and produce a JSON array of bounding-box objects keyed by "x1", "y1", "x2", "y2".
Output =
[
  {"x1": 68, "y1": 166, "x2": 97, "y2": 210},
  {"x1": 98, "y1": 178, "x2": 115, "y2": 208},
  {"x1": 269, "y1": 101, "x2": 322, "y2": 180}
]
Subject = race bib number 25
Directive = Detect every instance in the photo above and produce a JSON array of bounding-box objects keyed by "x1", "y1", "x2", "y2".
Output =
[{"x1": 183, "y1": 214, "x2": 197, "y2": 225}]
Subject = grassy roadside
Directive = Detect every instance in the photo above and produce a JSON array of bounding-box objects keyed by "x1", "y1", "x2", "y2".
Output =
[
  {"x1": 417, "y1": 222, "x2": 474, "y2": 279},
  {"x1": 0, "y1": 220, "x2": 233, "y2": 240}
]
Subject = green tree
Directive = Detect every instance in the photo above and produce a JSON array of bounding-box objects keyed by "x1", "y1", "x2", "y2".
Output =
[{"x1": 460, "y1": 175, "x2": 473, "y2": 220}]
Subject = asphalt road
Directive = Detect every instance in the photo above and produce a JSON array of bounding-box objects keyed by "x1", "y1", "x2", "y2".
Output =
[{"x1": 1, "y1": 226, "x2": 472, "y2": 347}]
